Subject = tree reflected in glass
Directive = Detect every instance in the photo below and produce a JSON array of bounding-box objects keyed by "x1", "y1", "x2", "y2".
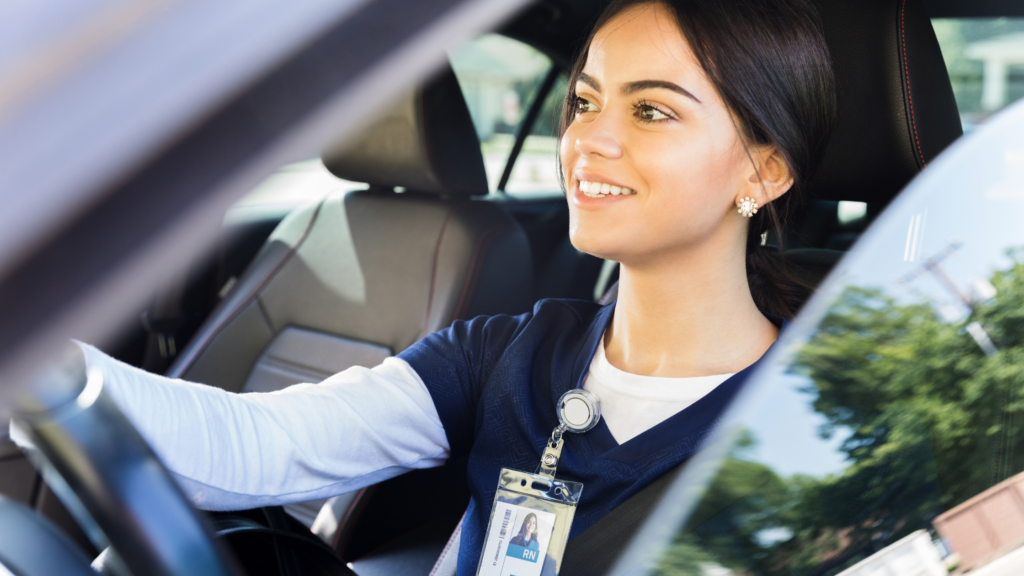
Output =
[{"x1": 654, "y1": 250, "x2": 1024, "y2": 575}]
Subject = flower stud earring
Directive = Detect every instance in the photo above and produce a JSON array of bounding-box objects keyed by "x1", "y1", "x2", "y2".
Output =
[{"x1": 737, "y1": 197, "x2": 759, "y2": 217}]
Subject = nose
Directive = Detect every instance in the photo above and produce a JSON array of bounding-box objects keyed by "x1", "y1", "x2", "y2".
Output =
[{"x1": 574, "y1": 116, "x2": 623, "y2": 160}]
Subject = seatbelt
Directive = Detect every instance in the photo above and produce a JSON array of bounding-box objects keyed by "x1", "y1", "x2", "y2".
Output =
[{"x1": 558, "y1": 463, "x2": 684, "y2": 576}]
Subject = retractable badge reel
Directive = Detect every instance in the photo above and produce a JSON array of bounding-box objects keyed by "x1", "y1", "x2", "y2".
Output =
[{"x1": 477, "y1": 390, "x2": 601, "y2": 576}]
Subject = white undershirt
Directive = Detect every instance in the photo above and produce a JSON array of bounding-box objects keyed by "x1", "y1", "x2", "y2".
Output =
[
  {"x1": 583, "y1": 337, "x2": 733, "y2": 444},
  {"x1": 11, "y1": 340, "x2": 732, "y2": 511},
  {"x1": 49, "y1": 343, "x2": 452, "y2": 511}
]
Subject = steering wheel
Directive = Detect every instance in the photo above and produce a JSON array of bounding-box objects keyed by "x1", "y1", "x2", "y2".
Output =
[
  {"x1": 0, "y1": 494, "x2": 96, "y2": 575},
  {"x1": 6, "y1": 347, "x2": 355, "y2": 576}
]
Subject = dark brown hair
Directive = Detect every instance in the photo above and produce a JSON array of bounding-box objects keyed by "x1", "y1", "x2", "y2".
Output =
[{"x1": 558, "y1": 0, "x2": 837, "y2": 319}]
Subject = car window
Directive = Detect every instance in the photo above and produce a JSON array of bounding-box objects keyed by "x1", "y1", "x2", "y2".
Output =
[
  {"x1": 230, "y1": 159, "x2": 357, "y2": 211},
  {"x1": 933, "y1": 18, "x2": 1024, "y2": 131},
  {"x1": 230, "y1": 35, "x2": 560, "y2": 210},
  {"x1": 449, "y1": 34, "x2": 562, "y2": 193},
  {"x1": 499, "y1": 73, "x2": 568, "y2": 194},
  {"x1": 632, "y1": 102, "x2": 1024, "y2": 575}
]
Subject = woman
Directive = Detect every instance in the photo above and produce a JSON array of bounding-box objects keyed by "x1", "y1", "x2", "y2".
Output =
[
  {"x1": 509, "y1": 513, "x2": 540, "y2": 552},
  {"x1": 59, "y1": 0, "x2": 836, "y2": 573}
]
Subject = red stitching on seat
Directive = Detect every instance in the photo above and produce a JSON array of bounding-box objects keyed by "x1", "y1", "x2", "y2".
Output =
[
  {"x1": 420, "y1": 209, "x2": 456, "y2": 339},
  {"x1": 332, "y1": 484, "x2": 378, "y2": 558},
  {"x1": 900, "y1": 0, "x2": 927, "y2": 168},
  {"x1": 429, "y1": 512, "x2": 465, "y2": 576},
  {"x1": 452, "y1": 226, "x2": 507, "y2": 321}
]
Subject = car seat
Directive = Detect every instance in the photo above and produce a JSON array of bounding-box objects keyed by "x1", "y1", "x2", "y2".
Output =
[{"x1": 163, "y1": 62, "x2": 533, "y2": 538}]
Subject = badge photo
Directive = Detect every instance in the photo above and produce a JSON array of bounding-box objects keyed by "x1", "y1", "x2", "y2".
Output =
[{"x1": 504, "y1": 507, "x2": 555, "y2": 567}]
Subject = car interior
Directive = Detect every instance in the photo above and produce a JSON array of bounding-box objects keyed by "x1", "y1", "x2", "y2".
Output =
[{"x1": 3, "y1": 0, "x2": 1022, "y2": 574}]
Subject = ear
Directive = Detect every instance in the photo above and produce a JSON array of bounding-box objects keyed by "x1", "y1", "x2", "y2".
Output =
[{"x1": 741, "y1": 145, "x2": 794, "y2": 206}]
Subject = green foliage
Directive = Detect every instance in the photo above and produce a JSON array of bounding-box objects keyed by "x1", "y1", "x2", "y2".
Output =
[
  {"x1": 652, "y1": 255, "x2": 1024, "y2": 575},
  {"x1": 654, "y1": 534, "x2": 717, "y2": 576}
]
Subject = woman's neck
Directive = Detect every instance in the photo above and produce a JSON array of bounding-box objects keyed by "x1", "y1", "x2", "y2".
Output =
[{"x1": 603, "y1": 238, "x2": 779, "y2": 378}]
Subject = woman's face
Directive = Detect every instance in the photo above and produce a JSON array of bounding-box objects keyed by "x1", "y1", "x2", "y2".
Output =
[
  {"x1": 526, "y1": 516, "x2": 536, "y2": 535},
  {"x1": 560, "y1": 3, "x2": 768, "y2": 266}
]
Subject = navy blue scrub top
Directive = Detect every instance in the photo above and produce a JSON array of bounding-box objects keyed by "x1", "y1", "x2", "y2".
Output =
[{"x1": 399, "y1": 298, "x2": 787, "y2": 575}]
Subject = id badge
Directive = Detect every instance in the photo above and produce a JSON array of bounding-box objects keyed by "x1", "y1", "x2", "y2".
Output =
[{"x1": 476, "y1": 390, "x2": 600, "y2": 576}]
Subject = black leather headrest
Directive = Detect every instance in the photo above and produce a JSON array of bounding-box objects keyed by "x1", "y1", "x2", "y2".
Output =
[
  {"x1": 811, "y1": 0, "x2": 962, "y2": 204},
  {"x1": 323, "y1": 62, "x2": 488, "y2": 196}
]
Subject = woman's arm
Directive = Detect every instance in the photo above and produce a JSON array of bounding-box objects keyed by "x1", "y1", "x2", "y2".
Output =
[{"x1": 75, "y1": 343, "x2": 450, "y2": 511}]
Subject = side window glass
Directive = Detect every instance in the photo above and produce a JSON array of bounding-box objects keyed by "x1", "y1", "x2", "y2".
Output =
[
  {"x1": 933, "y1": 18, "x2": 1024, "y2": 131},
  {"x1": 642, "y1": 94, "x2": 1024, "y2": 575},
  {"x1": 449, "y1": 34, "x2": 562, "y2": 193},
  {"x1": 501, "y1": 74, "x2": 567, "y2": 194}
]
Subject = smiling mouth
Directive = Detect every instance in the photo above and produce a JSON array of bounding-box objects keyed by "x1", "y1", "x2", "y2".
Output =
[{"x1": 579, "y1": 180, "x2": 637, "y2": 198}]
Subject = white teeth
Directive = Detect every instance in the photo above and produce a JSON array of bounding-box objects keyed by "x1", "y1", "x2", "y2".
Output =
[{"x1": 579, "y1": 181, "x2": 635, "y2": 197}]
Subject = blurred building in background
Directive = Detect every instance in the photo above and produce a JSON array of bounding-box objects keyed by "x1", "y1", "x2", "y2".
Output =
[
  {"x1": 449, "y1": 34, "x2": 550, "y2": 141},
  {"x1": 966, "y1": 32, "x2": 1024, "y2": 112},
  {"x1": 933, "y1": 19, "x2": 1024, "y2": 130}
]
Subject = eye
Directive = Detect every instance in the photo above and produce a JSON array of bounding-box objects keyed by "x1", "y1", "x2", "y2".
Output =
[
  {"x1": 633, "y1": 100, "x2": 672, "y2": 123},
  {"x1": 574, "y1": 96, "x2": 599, "y2": 116}
]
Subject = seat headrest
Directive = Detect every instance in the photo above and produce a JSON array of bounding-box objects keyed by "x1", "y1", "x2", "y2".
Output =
[
  {"x1": 322, "y1": 62, "x2": 488, "y2": 196},
  {"x1": 811, "y1": 0, "x2": 963, "y2": 204}
]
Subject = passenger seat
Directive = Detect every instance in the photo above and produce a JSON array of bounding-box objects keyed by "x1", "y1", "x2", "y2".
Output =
[{"x1": 164, "y1": 62, "x2": 533, "y2": 529}]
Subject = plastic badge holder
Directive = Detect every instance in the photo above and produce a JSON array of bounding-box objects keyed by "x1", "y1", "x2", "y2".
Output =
[{"x1": 476, "y1": 390, "x2": 601, "y2": 576}]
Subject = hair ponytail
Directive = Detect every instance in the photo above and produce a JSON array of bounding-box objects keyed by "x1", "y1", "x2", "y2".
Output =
[{"x1": 746, "y1": 238, "x2": 811, "y2": 320}]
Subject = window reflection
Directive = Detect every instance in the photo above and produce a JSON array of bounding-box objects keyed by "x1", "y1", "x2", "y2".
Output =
[
  {"x1": 648, "y1": 102, "x2": 1024, "y2": 575},
  {"x1": 656, "y1": 256, "x2": 1024, "y2": 574}
]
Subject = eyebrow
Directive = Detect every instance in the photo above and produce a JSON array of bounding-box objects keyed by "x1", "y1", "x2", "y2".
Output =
[
  {"x1": 623, "y1": 80, "x2": 701, "y2": 104},
  {"x1": 575, "y1": 73, "x2": 701, "y2": 104},
  {"x1": 577, "y1": 72, "x2": 602, "y2": 93}
]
